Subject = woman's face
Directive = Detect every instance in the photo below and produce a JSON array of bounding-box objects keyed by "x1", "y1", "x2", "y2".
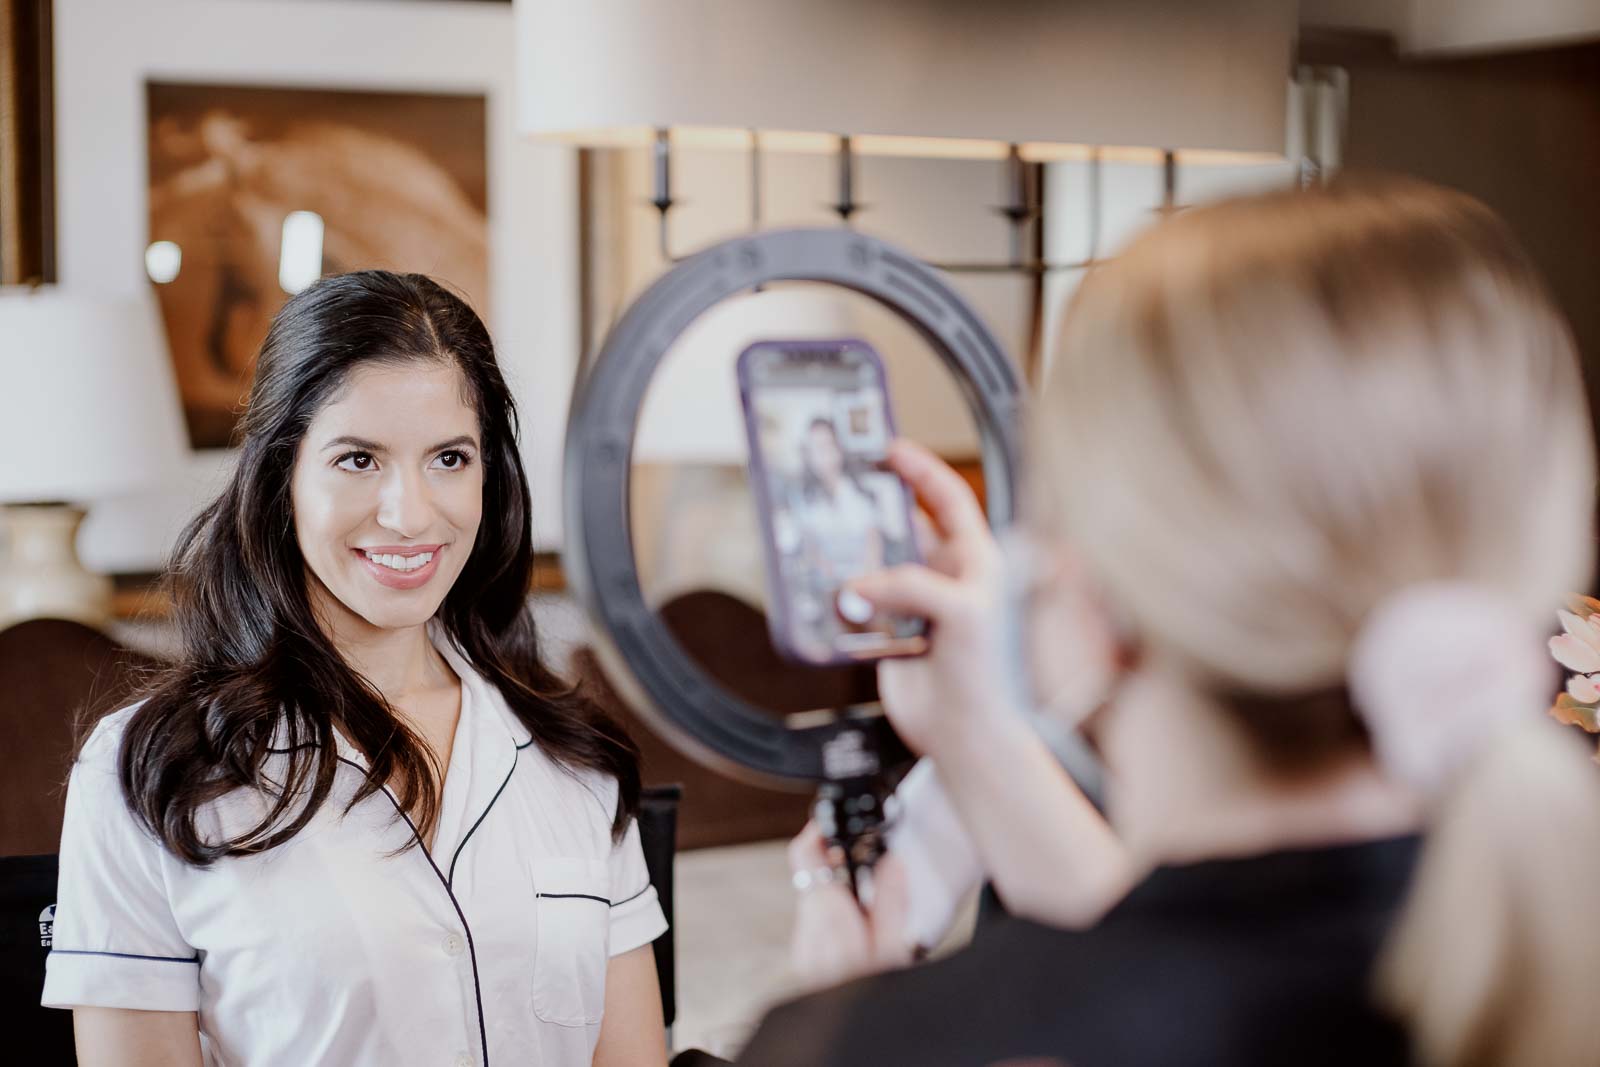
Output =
[
  {"x1": 290, "y1": 361, "x2": 484, "y2": 636},
  {"x1": 804, "y1": 423, "x2": 845, "y2": 485}
]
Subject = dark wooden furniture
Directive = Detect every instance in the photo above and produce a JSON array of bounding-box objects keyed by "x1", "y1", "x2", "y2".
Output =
[
  {"x1": 0, "y1": 619, "x2": 155, "y2": 859},
  {"x1": 575, "y1": 589, "x2": 880, "y2": 851},
  {"x1": 0, "y1": 619, "x2": 153, "y2": 1065}
]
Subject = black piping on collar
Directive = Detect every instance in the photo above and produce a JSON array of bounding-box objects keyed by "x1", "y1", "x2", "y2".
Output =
[
  {"x1": 288, "y1": 731, "x2": 529, "y2": 887},
  {"x1": 337, "y1": 756, "x2": 490, "y2": 1067},
  {"x1": 447, "y1": 749, "x2": 520, "y2": 888}
]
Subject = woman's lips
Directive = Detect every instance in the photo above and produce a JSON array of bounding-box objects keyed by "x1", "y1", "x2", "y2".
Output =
[{"x1": 352, "y1": 546, "x2": 444, "y2": 590}]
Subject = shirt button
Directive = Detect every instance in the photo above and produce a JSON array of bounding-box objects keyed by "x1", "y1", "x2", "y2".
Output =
[{"x1": 442, "y1": 933, "x2": 465, "y2": 958}]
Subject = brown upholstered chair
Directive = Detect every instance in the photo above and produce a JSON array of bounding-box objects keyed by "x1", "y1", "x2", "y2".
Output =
[
  {"x1": 0, "y1": 621, "x2": 153, "y2": 1063},
  {"x1": 575, "y1": 589, "x2": 880, "y2": 851},
  {"x1": 0, "y1": 619, "x2": 156, "y2": 859}
]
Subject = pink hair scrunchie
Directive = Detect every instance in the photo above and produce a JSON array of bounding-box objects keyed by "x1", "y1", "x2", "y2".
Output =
[{"x1": 1348, "y1": 583, "x2": 1551, "y2": 801}]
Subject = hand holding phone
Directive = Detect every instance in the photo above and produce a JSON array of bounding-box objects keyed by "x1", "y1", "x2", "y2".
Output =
[{"x1": 738, "y1": 339, "x2": 928, "y2": 666}]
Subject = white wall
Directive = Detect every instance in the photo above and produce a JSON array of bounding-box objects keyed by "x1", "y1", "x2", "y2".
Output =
[
  {"x1": 1039, "y1": 154, "x2": 1299, "y2": 379},
  {"x1": 53, "y1": 0, "x2": 579, "y2": 568}
]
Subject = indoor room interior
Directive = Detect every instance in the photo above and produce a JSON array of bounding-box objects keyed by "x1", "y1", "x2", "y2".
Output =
[{"x1": 4, "y1": 1, "x2": 1600, "y2": 1065}]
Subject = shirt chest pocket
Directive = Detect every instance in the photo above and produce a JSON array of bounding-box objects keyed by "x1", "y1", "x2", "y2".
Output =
[{"x1": 531, "y1": 856, "x2": 611, "y2": 1027}]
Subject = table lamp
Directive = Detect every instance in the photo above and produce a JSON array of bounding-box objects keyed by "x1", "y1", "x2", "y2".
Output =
[{"x1": 0, "y1": 287, "x2": 188, "y2": 628}]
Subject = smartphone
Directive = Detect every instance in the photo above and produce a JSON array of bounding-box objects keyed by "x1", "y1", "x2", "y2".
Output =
[{"x1": 738, "y1": 338, "x2": 929, "y2": 666}]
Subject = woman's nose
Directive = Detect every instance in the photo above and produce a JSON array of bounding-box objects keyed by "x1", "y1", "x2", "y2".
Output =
[{"x1": 375, "y1": 468, "x2": 435, "y2": 537}]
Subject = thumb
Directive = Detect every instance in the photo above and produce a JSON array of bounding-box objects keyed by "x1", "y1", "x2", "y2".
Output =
[
  {"x1": 866, "y1": 854, "x2": 914, "y2": 967},
  {"x1": 848, "y1": 564, "x2": 963, "y2": 625}
]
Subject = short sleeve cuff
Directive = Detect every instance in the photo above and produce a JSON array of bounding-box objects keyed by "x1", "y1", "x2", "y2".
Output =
[
  {"x1": 42, "y1": 949, "x2": 201, "y2": 1012},
  {"x1": 608, "y1": 883, "x2": 667, "y2": 957}
]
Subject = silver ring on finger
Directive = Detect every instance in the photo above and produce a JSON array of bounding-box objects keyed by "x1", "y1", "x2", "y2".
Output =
[{"x1": 791, "y1": 866, "x2": 845, "y2": 892}]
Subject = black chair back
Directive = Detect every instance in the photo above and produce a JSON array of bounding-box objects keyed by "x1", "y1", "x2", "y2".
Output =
[
  {"x1": 0, "y1": 854, "x2": 73, "y2": 1065},
  {"x1": 637, "y1": 783, "x2": 682, "y2": 1028}
]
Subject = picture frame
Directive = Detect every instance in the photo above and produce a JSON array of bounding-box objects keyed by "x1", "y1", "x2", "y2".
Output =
[
  {"x1": 145, "y1": 81, "x2": 490, "y2": 449},
  {"x1": 0, "y1": 0, "x2": 55, "y2": 285}
]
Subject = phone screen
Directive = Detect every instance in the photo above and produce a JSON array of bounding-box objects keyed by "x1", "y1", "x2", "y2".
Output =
[{"x1": 738, "y1": 339, "x2": 929, "y2": 666}]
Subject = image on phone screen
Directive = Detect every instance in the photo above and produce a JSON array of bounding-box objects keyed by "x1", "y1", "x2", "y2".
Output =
[{"x1": 738, "y1": 339, "x2": 929, "y2": 666}]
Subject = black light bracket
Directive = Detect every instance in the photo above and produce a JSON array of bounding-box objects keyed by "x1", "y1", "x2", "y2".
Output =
[
  {"x1": 639, "y1": 132, "x2": 1136, "y2": 382},
  {"x1": 788, "y1": 704, "x2": 909, "y2": 898},
  {"x1": 646, "y1": 129, "x2": 1123, "y2": 277}
]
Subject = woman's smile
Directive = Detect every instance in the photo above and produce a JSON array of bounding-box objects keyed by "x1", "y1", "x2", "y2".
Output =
[{"x1": 352, "y1": 543, "x2": 446, "y2": 590}]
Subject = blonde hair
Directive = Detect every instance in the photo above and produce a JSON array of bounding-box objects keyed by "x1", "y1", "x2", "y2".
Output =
[{"x1": 1039, "y1": 177, "x2": 1600, "y2": 1065}]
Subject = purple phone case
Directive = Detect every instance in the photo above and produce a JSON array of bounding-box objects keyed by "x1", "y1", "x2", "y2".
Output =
[{"x1": 737, "y1": 338, "x2": 926, "y2": 667}]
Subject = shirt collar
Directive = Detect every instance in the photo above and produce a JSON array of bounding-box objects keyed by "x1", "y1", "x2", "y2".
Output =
[
  {"x1": 263, "y1": 620, "x2": 536, "y2": 764},
  {"x1": 428, "y1": 619, "x2": 535, "y2": 752}
]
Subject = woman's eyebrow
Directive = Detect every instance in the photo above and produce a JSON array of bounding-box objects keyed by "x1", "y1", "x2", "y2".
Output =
[
  {"x1": 320, "y1": 434, "x2": 479, "y2": 453},
  {"x1": 323, "y1": 435, "x2": 386, "y2": 453}
]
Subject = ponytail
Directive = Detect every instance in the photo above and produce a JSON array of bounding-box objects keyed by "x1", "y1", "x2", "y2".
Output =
[
  {"x1": 1379, "y1": 723, "x2": 1600, "y2": 1066},
  {"x1": 1348, "y1": 584, "x2": 1600, "y2": 1065}
]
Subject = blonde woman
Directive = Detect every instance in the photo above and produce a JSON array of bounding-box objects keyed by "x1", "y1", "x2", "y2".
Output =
[{"x1": 741, "y1": 178, "x2": 1600, "y2": 1067}]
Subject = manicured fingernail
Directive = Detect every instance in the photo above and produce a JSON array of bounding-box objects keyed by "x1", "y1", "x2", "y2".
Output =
[{"x1": 837, "y1": 589, "x2": 874, "y2": 624}]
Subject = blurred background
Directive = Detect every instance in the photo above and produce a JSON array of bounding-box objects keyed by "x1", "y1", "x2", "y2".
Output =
[{"x1": 3, "y1": 0, "x2": 1599, "y2": 1057}]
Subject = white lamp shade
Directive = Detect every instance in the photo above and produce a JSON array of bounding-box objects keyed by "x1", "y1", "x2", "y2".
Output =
[
  {"x1": 0, "y1": 288, "x2": 189, "y2": 504},
  {"x1": 517, "y1": 0, "x2": 1295, "y2": 158}
]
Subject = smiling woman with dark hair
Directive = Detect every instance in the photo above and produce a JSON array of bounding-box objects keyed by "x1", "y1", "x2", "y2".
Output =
[{"x1": 40, "y1": 271, "x2": 668, "y2": 1067}]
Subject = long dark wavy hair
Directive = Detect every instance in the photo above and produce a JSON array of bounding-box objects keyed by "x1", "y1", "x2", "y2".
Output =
[{"x1": 102, "y1": 270, "x2": 640, "y2": 864}]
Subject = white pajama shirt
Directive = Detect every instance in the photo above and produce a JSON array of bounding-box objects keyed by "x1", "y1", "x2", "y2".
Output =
[{"x1": 41, "y1": 633, "x2": 667, "y2": 1066}]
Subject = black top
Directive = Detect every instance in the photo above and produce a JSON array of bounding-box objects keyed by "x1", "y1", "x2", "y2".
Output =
[{"x1": 738, "y1": 836, "x2": 1420, "y2": 1067}]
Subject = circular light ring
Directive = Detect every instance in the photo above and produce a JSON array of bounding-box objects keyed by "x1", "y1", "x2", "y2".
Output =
[{"x1": 564, "y1": 227, "x2": 1024, "y2": 784}]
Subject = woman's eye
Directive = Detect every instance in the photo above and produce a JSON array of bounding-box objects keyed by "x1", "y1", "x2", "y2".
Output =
[
  {"x1": 336, "y1": 452, "x2": 375, "y2": 472},
  {"x1": 434, "y1": 450, "x2": 472, "y2": 471}
]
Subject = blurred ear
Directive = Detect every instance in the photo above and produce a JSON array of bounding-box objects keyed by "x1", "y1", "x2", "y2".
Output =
[{"x1": 1078, "y1": 700, "x2": 1114, "y2": 759}]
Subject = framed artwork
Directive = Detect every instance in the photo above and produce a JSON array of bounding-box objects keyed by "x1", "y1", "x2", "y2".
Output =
[
  {"x1": 0, "y1": 0, "x2": 54, "y2": 284},
  {"x1": 145, "y1": 82, "x2": 489, "y2": 448}
]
